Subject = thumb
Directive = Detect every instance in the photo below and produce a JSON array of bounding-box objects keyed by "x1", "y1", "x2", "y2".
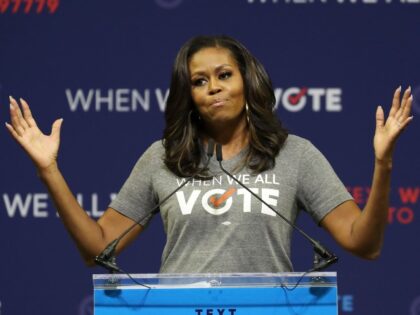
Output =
[
  {"x1": 51, "y1": 118, "x2": 63, "y2": 140},
  {"x1": 375, "y1": 106, "x2": 384, "y2": 129}
]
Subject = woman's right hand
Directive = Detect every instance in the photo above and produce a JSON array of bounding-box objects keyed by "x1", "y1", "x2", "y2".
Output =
[{"x1": 6, "y1": 96, "x2": 63, "y2": 172}]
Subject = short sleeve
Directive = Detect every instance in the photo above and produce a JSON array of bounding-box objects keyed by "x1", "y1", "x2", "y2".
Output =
[
  {"x1": 296, "y1": 140, "x2": 353, "y2": 224},
  {"x1": 109, "y1": 142, "x2": 163, "y2": 226}
]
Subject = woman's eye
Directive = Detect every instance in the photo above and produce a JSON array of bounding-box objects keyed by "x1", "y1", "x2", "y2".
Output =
[
  {"x1": 219, "y1": 71, "x2": 232, "y2": 80},
  {"x1": 192, "y1": 78, "x2": 206, "y2": 87}
]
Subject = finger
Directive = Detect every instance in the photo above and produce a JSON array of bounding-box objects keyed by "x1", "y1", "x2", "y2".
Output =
[
  {"x1": 395, "y1": 86, "x2": 411, "y2": 121},
  {"x1": 401, "y1": 91, "x2": 413, "y2": 119},
  {"x1": 389, "y1": 86, "x2": 401, "y2": 118},
  {"x1": 20, "y1": 98, "x2": 38, "y2": 128},
  {"x1": 9, "y1": 96, "x2": 29, "y2": 130},
  {"x1": 376, "y1": 105, "x2": 385, "y2": 129},
  {"x1": 5, "y1": 122, "x2": 20, "y2": 140},
  {"x1": 10, "y1": 96, "x2": 30, "y2": 129},
  {"x1": 9, "y1": 102, "x2": 25, "y2": 136},
  {"x1": 51, "y1": 118, "x2": 63, "y2": 141},
  {"x1": 401, "y1": 93, "x2": 413, "y2": 120},
  {"x1": 399, "y1": 115, "x2": 414, "y2": 131}
]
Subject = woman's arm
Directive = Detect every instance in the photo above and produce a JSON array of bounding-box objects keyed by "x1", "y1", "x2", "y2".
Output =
[
  {"x1": 6, "y1": 97, "x2": 142, "y2": 265},
  {"x1": 38, "y1": 164, "x2": 143, "y2": 265},
  {"x1": 320, "y1": 86, "x2": 413, "y2": 259}
]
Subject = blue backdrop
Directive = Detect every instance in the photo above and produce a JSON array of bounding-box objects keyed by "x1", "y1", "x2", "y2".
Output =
[{"x1": 0, "y1": 1, "x2": 419, "y2": 314}]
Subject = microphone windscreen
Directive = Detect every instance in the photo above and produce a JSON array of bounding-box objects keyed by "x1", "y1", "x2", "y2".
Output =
[
  {"x1": 216, "y1": 143, "x2": 223, "y2": 161},
  {"x1": 207, "y1": 139, "x2": 215, "y2": 157}
]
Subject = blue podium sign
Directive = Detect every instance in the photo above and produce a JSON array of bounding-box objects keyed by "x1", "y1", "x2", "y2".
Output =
[{"x1": 93, "y1": 273, "x2": 337, "y2": 315}]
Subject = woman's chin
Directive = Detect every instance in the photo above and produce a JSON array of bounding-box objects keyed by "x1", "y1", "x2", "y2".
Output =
[{"x1": 204, "y1": 112, "x2": 246, "y2": 125}]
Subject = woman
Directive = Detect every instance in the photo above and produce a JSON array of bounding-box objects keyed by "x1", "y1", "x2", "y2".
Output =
[{"x1": 6, "y1": 35, "x2": 413, "y2": 273}]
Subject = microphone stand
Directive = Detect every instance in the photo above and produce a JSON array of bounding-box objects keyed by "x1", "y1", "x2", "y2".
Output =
[
  {"x1": 215, "y1": 143, "x2": 338, "y2": 272},
  {"x1": 95, "y1": 140, "x2": 215, "y2": 273}
]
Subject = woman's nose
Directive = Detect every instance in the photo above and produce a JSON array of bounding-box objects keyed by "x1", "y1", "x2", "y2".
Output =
[{"x1": 208, "y1": 78, "x2": 222, "y2": 95}]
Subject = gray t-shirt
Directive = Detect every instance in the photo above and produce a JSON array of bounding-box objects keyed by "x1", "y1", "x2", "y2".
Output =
[{"x1": 109, "y1": 135, "x2": 352, "y2": 273}]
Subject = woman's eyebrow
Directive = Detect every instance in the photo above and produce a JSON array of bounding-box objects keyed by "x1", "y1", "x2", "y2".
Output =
[{"x1": 190, "y1": 64, "x2": 233, "y2": 77}]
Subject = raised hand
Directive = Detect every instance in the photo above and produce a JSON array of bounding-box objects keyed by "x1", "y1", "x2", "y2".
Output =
[
  {"x1": 374, "y1": 86, "x2": 413, "y2": 164},
  {"x1": 5, "y1": 96, "x2": 63, "y2": 171}
]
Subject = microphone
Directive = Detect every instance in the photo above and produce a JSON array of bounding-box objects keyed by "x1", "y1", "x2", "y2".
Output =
[
  {"x1": 215, "y1": 143, "x2": 338, "y2": 272},
  {"x1": 95, "y1": 140, "x2": 215, "y2": 273}
]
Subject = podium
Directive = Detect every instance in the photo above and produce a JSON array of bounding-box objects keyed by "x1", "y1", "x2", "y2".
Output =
[{"x1": 93, "y1": 272, "x2": 337, "y2": 314}]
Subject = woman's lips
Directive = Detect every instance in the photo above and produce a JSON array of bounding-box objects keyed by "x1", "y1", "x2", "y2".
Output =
[{"x1": 210, "y1": 99, "x2": 227, "y2": 107}]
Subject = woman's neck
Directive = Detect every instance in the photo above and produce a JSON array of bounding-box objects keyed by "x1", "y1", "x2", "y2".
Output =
[{"x1": 202, "y1": 116, "x2": 249, "y2": 160}]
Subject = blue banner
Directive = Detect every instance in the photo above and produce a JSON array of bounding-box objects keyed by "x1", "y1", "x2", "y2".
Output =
[{"x1": 0, "y1": 1, "x2": 419, "y2": 314}]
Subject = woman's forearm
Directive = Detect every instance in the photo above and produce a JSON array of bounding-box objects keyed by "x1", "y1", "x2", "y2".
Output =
[
  {"x1": 38, "y1": 163, "x2": 107, "y2": 263},
  {"x1": 350, "y1": 159, "x2": 392, "y2": 258}
]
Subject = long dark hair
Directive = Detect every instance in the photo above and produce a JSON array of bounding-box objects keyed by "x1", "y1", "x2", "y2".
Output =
[{"x1": 163, "y1": 35, "x2": 288, "y2": 177}]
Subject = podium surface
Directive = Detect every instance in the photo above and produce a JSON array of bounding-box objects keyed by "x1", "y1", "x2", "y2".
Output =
[{"x1": 93, "y1": 272, "x2": 337, "y2": 315}]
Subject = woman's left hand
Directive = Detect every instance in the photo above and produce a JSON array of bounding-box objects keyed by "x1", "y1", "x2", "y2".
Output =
[{"x1": 374, "y1": 86, "x2": 413, "y2": 163}]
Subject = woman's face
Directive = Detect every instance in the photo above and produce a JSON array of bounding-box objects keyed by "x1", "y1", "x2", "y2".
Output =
[{"x1": 189, "y1": 47, "x2": 246, "y2": 125}]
